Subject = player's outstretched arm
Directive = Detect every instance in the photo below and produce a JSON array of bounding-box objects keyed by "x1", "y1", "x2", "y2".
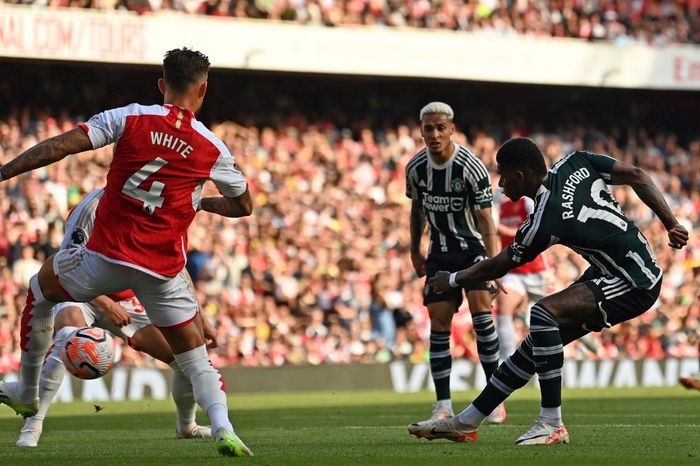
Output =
[
  {"x1": 0, "y1": 128, "x2": 92, "y2": 181},
  {"x1": 609, "y1": 160, "x2": 689, "y2": 249},
  {"x1": 430, "y1": 248, "x2": 517, "y2": 293},
  {"x1": 199, "y1": 189, "x2": 253, "y2": 218}
]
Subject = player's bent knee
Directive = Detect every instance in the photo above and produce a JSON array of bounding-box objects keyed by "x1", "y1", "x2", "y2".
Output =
[
  {"x1": 54, "y1": 307, "x2": 88, "y2": 329},
  {"x1": 128, "y1": 332, "x2": 144, "y2": 352},
  {"x1": 38, "y1": 257, "x2": 72, "y2": 302}
]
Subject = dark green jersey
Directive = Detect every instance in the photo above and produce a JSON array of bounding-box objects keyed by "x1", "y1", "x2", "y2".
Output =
[
  {"x1": 406, "y1": 143, "x2": 493, "y2": 254},
  {"x1": 507, "y1": 151, "x2": 661, "y2": 289}
]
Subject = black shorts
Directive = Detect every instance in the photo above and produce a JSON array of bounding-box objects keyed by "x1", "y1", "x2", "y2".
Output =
[
  {"x1": 423, "y1": 248, "x2": 489, "y2": 307},
  {"x1": 574, "y1": 267, "x2": 662, "y2": 332}
]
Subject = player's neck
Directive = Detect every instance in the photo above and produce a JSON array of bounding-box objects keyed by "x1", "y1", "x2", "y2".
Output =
[
  {"x1": 526, "y1": 173, "x2": 548, "y2": 199},
  {"x1": 428, "y1": 141, "x2": 455, "y2": 165},
  {"x1": 163, "y1": 95, "x2": 197, "y2": 114}
]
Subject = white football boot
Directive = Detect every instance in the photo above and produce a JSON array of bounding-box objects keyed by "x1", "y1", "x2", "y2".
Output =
[
  {"x1": 514, "y1": 418, "x2": 569, "y2": 445},
  {"x1": 408, "y1": 416, "x2": 479, "y2": 442},
  {"x1": 17, "y1": 427, "x2": 42, "y2": 448},
  {"x1": 176, "y1": 423, "x2": 213, "y2": 439}
]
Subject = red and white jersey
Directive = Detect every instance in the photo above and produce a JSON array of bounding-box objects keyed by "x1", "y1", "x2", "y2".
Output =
[
  {"x1": 499, "y1": 197, "x2": 549, "y2": 274},
  {"x1": 79, "y1": 103, "x2": 248, "y2": 278},
  {"x1": 62, "y1": 188, "x2": 135, "y2": 301}
]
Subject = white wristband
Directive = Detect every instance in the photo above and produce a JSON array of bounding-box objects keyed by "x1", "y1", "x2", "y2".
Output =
[{"x1": 448, "y1": 272, "x2": 459, "y2": 288}]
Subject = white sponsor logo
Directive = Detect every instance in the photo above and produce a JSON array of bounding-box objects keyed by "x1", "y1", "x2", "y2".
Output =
[
  {"x1": 389, "y1": 358, "x2": 698, "y2": 392},
  {"x1": 422, "y1": 193, "x2": 465, "y2": 213}
]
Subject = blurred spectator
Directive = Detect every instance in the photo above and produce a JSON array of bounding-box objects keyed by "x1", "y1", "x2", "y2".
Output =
[
  {"x1": 0, "y1": 78, "x2": 698, "y2": 372},
  {"x1": 3, "y1": 0, "x2": 700, "y2": 45}
]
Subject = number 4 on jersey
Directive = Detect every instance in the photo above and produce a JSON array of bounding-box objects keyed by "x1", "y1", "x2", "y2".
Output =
[{"x1": 122, "y1": 157, "x2": 168, "y2": 215}]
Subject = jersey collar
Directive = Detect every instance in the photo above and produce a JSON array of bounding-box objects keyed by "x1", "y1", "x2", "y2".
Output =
[{"x1": 427, "y1": 142, "x2": 459, "y2": 169}]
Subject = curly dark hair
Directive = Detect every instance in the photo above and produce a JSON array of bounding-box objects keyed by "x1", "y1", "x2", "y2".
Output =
[
  {"x1": 162, "y1": 48, "x2": 210, "y2": 94},
  {"x1": 496, "y1": 137, "x2": 547, "y2": 177}
]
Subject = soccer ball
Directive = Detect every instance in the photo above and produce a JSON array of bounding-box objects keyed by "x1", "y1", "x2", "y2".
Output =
[{"x1": 61, "y1": 327, "x2": 115, "y2": 380}]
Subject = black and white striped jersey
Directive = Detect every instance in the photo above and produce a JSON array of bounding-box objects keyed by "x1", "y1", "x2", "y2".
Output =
[
  {"x1": 405, "y1": 143, "x2": 493, "y2": 254},
  {"x1": 507, "y1": 151, "x2": 661, "y2": 290}
]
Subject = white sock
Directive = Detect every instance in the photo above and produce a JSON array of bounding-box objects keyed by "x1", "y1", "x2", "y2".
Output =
[
  {"x1": 457, "y1": 404, "x2": 488, "y2": 426},
  {"x1": 435, "y1": 399, "x2": 452, "y2": 411},
  {"x1": 539, "y1": 406, "x2": 562, "y2": 425},
  {"x1": 173, "y1": 345, "x2": 232, "y2": 434},
  {"x1": 19, "y1": 275, "x2": 56, "y2": 403},
  {"x1": 23, "y1": 326, "x2": 75, "y2": 432},
  {"x1": 497, "y1": 314, "x2": 517, "y2": 362},
  {"x1": 169, "y1": 360, "x2": 197, "y2": 431}
]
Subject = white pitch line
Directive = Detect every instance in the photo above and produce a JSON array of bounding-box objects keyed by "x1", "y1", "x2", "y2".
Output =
[
  {"x1": 259, "y1": 424, "x2": 700, "y2": 431},
  {"x1": 276, "y1": 413, "x2": 700, "y2": 420}
]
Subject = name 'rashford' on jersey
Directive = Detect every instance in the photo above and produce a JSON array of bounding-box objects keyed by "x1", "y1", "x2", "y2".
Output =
[
  {"x1": 405, "y1": 143, "x2": 493, "y2": 254},
  {"x1": 79, "y1": 103, "x2": 248, "y2": 278},
  {"x1": 507, "y1": 151, "x2": 661, "y2": 290}
]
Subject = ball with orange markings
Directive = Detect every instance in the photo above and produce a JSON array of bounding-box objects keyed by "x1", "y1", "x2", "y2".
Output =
[{"x1": 61, "y1": 327, "x2": 115, "y2": 380}]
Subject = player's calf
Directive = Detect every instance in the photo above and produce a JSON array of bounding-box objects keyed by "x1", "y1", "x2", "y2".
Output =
[{"x1": 173, "y1": 345, "x2": 232, "y2": 433}]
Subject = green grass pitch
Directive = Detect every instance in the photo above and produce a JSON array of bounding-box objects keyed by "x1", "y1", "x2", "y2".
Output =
[{"x1": 0, "y1": 386, "x2": 697, "y2": 465}]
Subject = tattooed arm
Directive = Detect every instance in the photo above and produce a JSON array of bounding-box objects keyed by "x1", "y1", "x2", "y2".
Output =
[{"x1": 0, "y1": 128, "x2": 92, "y2": 181}]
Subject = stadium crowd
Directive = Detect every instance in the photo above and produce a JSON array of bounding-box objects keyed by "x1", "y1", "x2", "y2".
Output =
[
  {"x1": 3, "y1": 0, "x2": 700, "y2": 45},
  {"x1": 0, "y1": 94, "x2": 697, "y2": 373}
]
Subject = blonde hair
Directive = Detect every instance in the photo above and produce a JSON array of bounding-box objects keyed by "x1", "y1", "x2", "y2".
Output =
[{"x1": 419, "y1": 102, "x2": 454, "y2": 121}]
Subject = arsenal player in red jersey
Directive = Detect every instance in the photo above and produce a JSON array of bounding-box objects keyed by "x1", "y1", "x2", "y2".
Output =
[
  {"x1": 496, "y1": 197, "x2": 553, "y2": 362},
  {"x1": 0, "y1": 48, "x2": 253, "y2": 457}
]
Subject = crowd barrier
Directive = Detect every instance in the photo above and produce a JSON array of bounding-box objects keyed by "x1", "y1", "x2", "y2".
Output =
[{"x1": 3, "y1": 358, "x2": 696, "y2": 402}]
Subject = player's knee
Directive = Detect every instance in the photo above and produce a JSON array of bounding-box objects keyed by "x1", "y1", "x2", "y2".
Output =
[
  {"x1": 38, "y1": 259, "x2": 70, "y2": 302},
  {"x1": 428, "y1": 302, "x2": 456, "y2": 330},
  {"x1": 530, "y1": 302, "x2": 560, "y2": 327},
  {"x1": 429, "y1": 315, "x2": 452, "y2": 331},
  {"x1": 54, "y1": 307, "x2": 87, "y2": 329},
  {"x1": 128, "y1": 332, "x2": 144, "y2": 352},
  {"x1": 497, "y1": 303, "x2": 516, "y2": 316}
]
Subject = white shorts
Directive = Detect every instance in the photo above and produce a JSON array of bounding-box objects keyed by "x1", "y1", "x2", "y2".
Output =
[
  {"x1": 501, "y1": 271, "x2": 549, "y2": 303},
  {"x1": 53, "y1": 296, "x2": 151, "y2": 339},
  {"x1": 53, "y1": 247, "x2": 198, "y2": 328}
]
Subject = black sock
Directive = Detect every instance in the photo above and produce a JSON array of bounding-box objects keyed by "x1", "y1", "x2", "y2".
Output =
[
  {"x1": 430, "y1": 331, "x2": 452, "y2": 401},
  {"x1": 472, "y1": 311, "x2": 500, "y2": 379},
  {"x1": 529, "y1": 304, "x2": 563, "y2": 408},
  {"x1": 473, "y1": 335, "x2": 535, "y2": 415}
]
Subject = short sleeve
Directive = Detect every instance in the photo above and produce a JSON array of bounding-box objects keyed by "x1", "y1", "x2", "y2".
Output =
[
  {"x1": 405, "y1": 164, "x2": 418, "y2": 200},
  {"x1": 60, "y1": 224, "x2": 89, "y2": 250},
  {"x1": 59, "y1": 189, "x2": 103, "y2": 249},
  {"x1": 210, "y1": 149, "x2": 248, "y2": 198},
  {"x1": 580, "y1": 151, "x2": 616, "y2": 184},
  {"x1": 60, "y1": 205, "x2": 94, "y2": 250},
  {"x1": 467, "y1": 160, "x2": 493, "y2": 210},
  {"x1": 80, "y1": 104, "x2": 135, "y2": 149},
  {"x1": 507, "y1": 212, "x2": 551, "y2": 265}
]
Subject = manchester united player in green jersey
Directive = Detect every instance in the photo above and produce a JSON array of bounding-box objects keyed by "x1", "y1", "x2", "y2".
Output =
[{"x1": 408, "y1": 137, "x2": 688, "y2": 446}]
